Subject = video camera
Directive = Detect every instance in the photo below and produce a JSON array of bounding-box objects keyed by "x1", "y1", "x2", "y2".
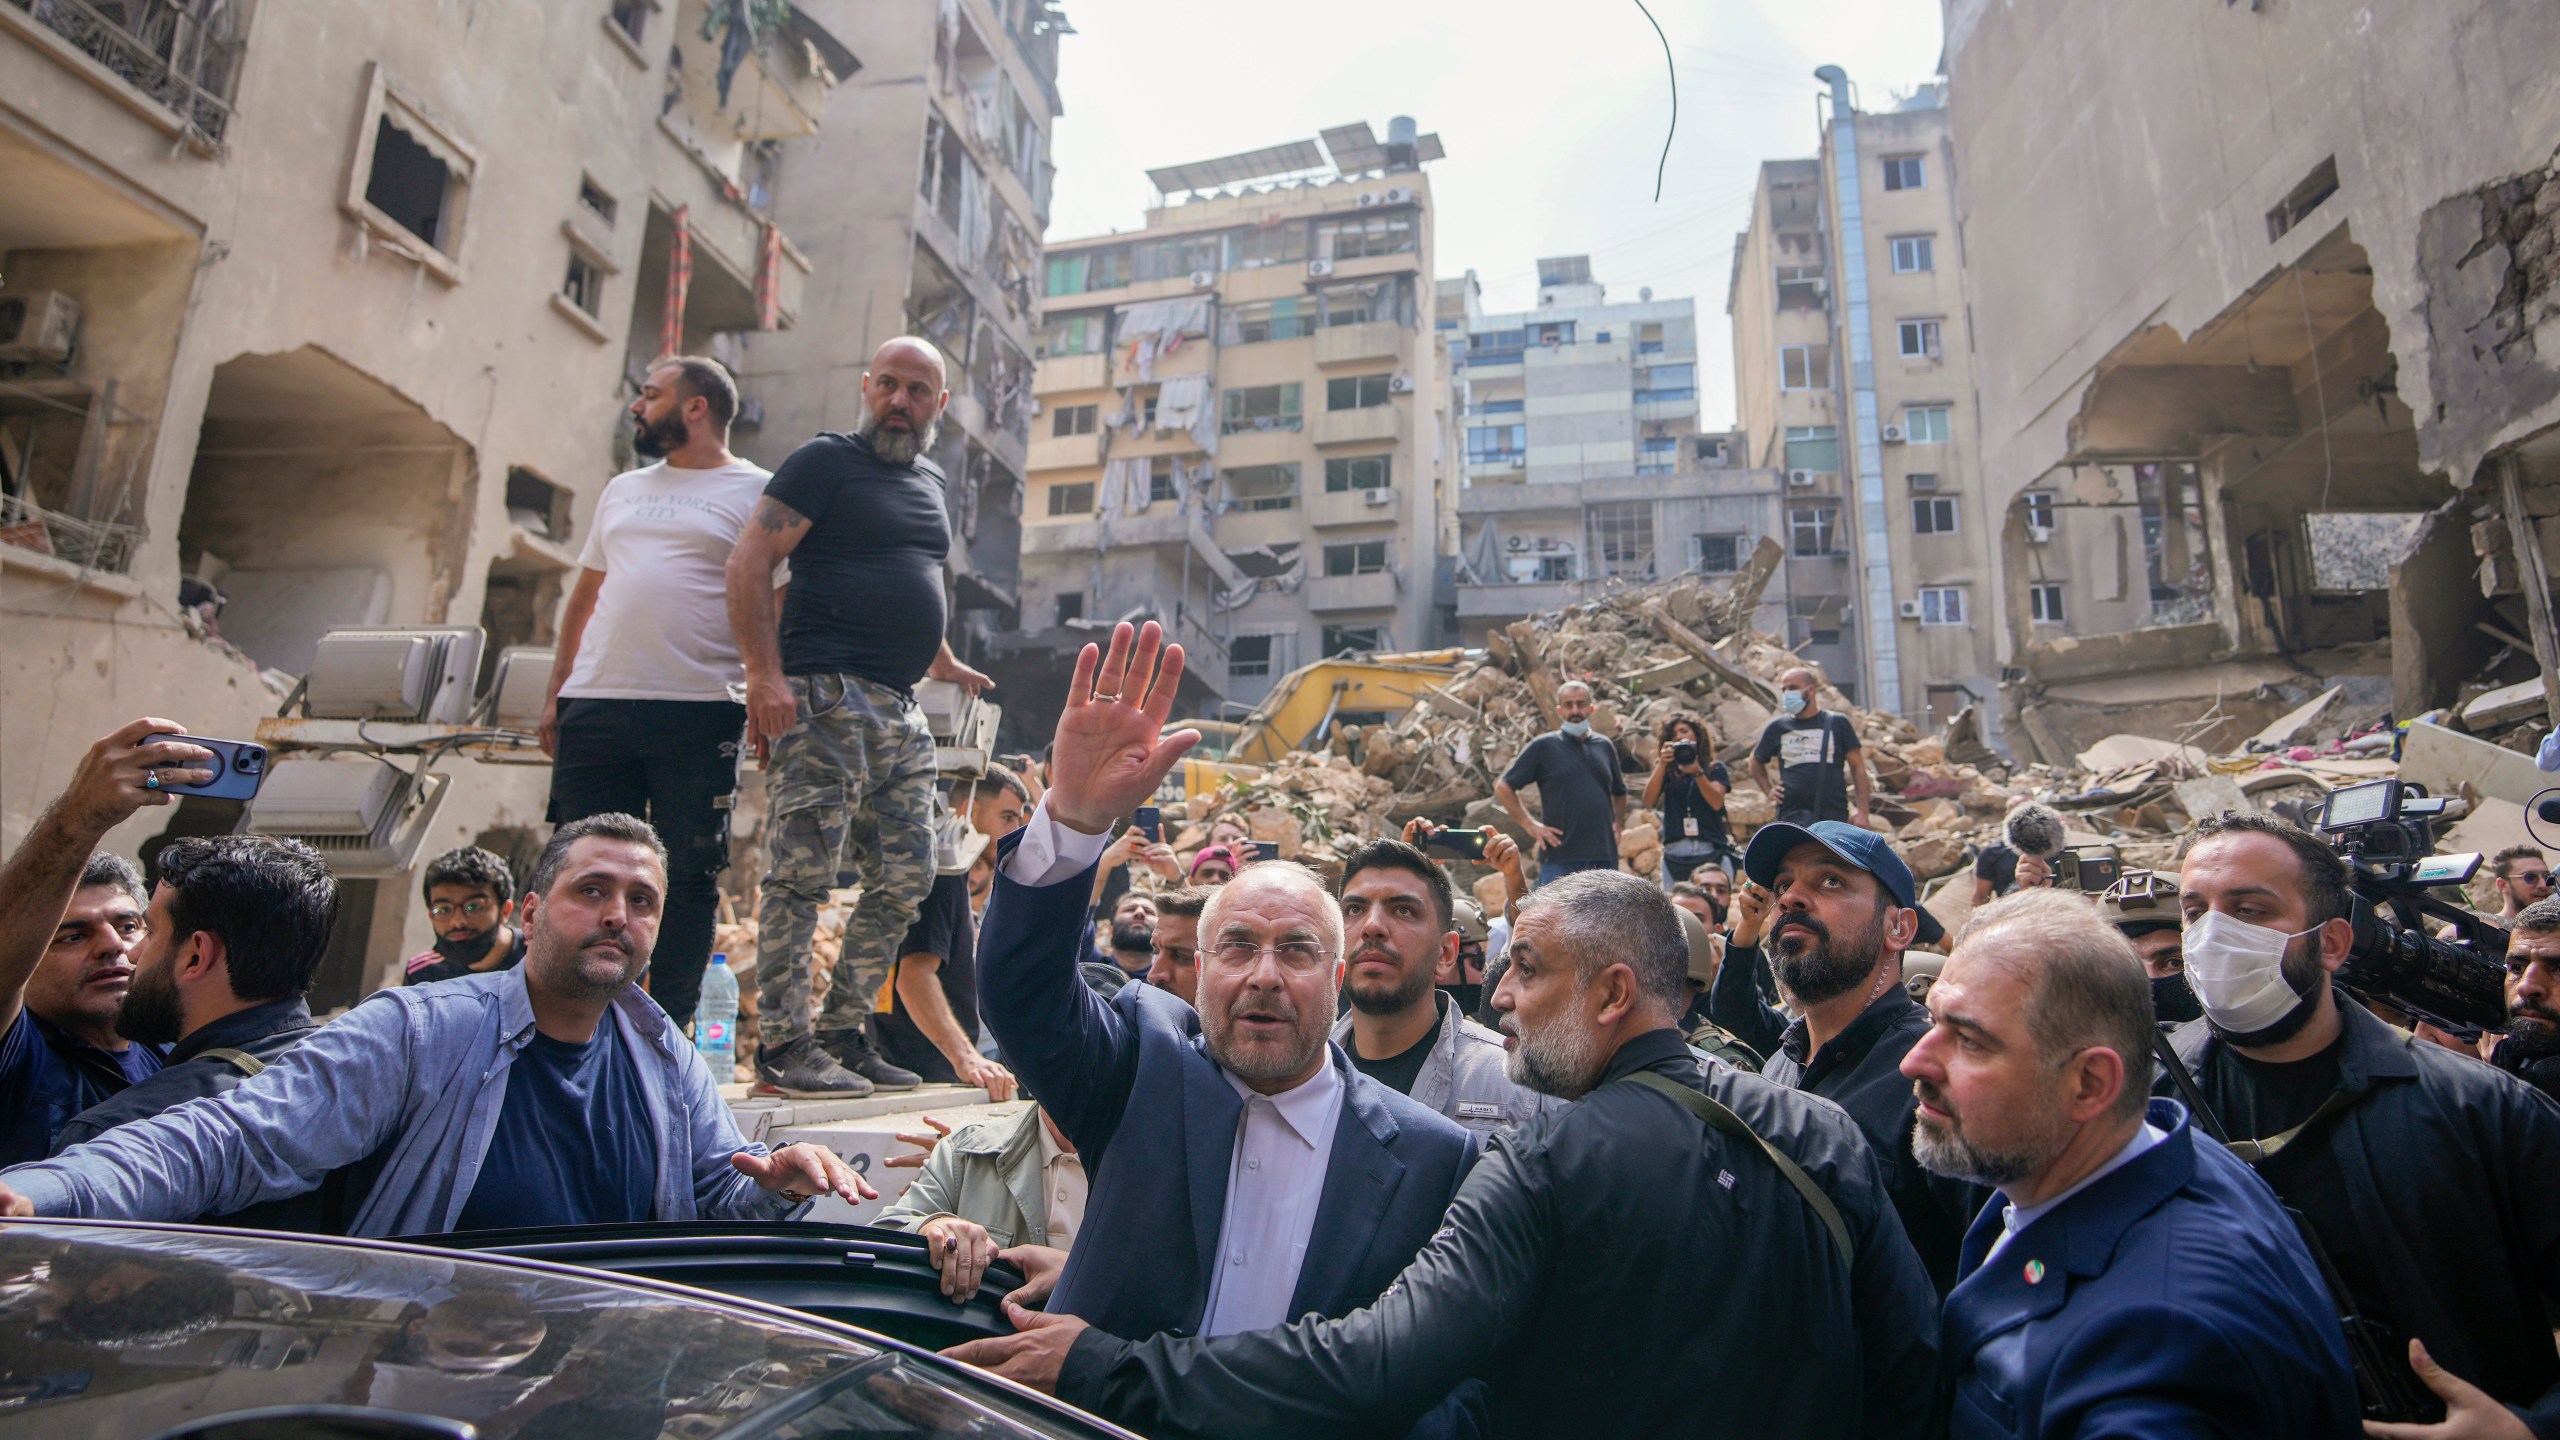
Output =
[
  {"x1": 2053, "y1": 845, "x2": 2120, "y2": 895},
  {"x1": 2312, "y1": 778, "x2": 2508, "y2": 1035}
]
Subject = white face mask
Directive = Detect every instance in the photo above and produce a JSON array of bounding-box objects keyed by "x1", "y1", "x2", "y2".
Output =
[
  {"x1": 2182, "y1": 909, "x2": 2319, "y2": 1034},
  {"x1": 1560, "y1": 719, "x2": 1592, "y2": 738}
]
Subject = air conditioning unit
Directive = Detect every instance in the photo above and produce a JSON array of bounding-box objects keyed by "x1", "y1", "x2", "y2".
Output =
[
  {"x1": 1357, "y1": 192, "x2": 1381, "y2": 207},
  {"x1": 1189, "y1": 269, "x2": 1216, "y2": 289},
  {"x1": 1387, "y1": 374, "x2": 1415, "y2": 393},
  {"x1": 1506, "y1": 455, "x2": 1527, "y2": 470},
  {"x1": 1788, "y1": 469, "x2": 1818, "y2": 488},
  {"x1": 303, "y1": 627, "x2": 484, "y2": 724},
  {"x1": 1898, "y1": 600, "x2": 1924, "y2": 620},
  {"x1": 479, "y1": 646, "x2": 555, "y2": 729},
  {"x1": 246, "y1": 757, "x2": 452, "y2": 878},
  {"x1": 0, "y1": 289, "x2": 81, "y2": 366},
  {"x1": 1908, "y1": 473, "x2": 1939, "y2": 492},
  {"x1": 2027, "y1": 524, "x2": 2055, "y2": 545},
  {"x1": 1307, "y1": 258, "x2": 1337, "y2": 278},
  {"x1": 1880, "y1": 424, "x2": 1907, "y2": 444},
  {"x1": 1384, "y1": 187, "x2": 1413, "y2": 204},
  {"x1": 1362, "y1": 487, "x2": 1394, "y2": 507},
  {"x1": 1506, "y1": 535, "x2": 1528, "y2": 551}
]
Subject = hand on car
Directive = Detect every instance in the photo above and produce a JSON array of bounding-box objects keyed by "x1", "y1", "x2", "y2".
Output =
[
  {"x1": 919, "y1": 1215, "x2": 998, "y2": 1302},
  {"x1": 732, "y1": 1142, "x2": 875, "y2": 1204},
  {"x1": 996, "y1": 1243, "x2": 1068, "y2": 1308},
  {"x1": 886, "y1": 1115, "x2": 954, "y2": 1169},
  {"x1": 943, "y1": 1297, "x2": 1090, "y2": 1393}
]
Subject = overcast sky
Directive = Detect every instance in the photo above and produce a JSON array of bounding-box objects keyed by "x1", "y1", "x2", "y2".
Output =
[{"x1": 1043, "y1": 0, "x2": 1947, "y2": 433}]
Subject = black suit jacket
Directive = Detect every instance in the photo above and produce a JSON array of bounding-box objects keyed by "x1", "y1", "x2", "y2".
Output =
[{"x1": 977, "y1": 829, "x2": 1478, "y2": 1341}]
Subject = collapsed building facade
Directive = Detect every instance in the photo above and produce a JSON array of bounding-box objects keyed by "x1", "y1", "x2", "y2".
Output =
[
  {"x1": 1944, "y1": 0, "x2": 2560, "y2": 762},
  {"x1": 0, "y1": 0, "x2": 1060, "y2": 1001}
]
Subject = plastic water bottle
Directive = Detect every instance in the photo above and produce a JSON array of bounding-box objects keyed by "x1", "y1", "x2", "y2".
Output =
[{"x1": 697, "y1": 954, "x2": 738, "y2": 1083}]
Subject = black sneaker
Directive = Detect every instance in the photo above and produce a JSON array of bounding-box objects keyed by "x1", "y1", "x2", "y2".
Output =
[
  {"x1": 818, "y1": 1024, "x2": 922, "y2": 1091},
  {"x1": 754, "y1": 1035, "x2": 873, "y2": 1098}
]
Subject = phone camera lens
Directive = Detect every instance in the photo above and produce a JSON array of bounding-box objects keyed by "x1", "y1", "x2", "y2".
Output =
[{"x1": 235, "y1": 747, "x2": 266, "y2": 776}]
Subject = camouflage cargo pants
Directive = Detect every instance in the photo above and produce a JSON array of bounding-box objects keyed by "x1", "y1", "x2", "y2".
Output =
[{"x1": 755, "y1": 672, "x2": 939, "y2": 1048}]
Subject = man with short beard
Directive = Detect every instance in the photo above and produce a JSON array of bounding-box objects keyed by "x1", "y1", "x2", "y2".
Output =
[
  {"x1": 404, "y1": 846, "x2": 526, "y2": 985},
  {"x1": 0, "y1": 813, "x2": 873, "y2": 1233},
  {"x1": 2171, "y1": 811, "x2": 2560, "y2": 1437},
  {"x1": 965, "y1": 621, "x2": 1476, "y2": 1357},
  {"x1": 726, "y1": 336, "x2": 996, "y2": 1100},
  {"x1": 1711, "y1": 820, "x2": 1986, "y2": 1295},
  {"x1": 1326, "y1": 838, "x2": 1559, "y2": 1137},
  {"x1": 540, "y1": 356, "x2": 773, "y2": 1034},
  {"x1": 952, "y1": 867, "x2": 1940, "y2": 1440},
  {"x1": 2487, "y1": 897, "x2": 2560, "y2": 1102},
  {"x1": 1903, "y1": 889, "x2": 2357, "y2": 1437}
]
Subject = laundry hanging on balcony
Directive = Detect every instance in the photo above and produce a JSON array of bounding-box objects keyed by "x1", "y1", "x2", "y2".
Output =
[
  {"x1": 1152, "y1": 373, "x2": 1219, "y2": 456},
  {"x1": 1113, "y1": 296, "x2": 1213, "y2": 382}
]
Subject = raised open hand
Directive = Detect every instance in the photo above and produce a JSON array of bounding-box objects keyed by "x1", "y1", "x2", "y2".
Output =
[{"x1": 1046, "y1": 621, "x2": 1199, "y2": 835}]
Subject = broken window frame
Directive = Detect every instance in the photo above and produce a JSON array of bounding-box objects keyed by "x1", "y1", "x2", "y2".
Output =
[
  {"x1": 1045, "y1": 480, "x2": 1094, "y2": 516},
  {"x1": 1910, "y1": 496, "x2": 1958, "y2": 535},
  {"x1": 1223, "y1": 463, "x2": 1299, "y2": 512},
  {"x1": 1775, "y1": 264, "x2": 1829, "y2": 312},
  {"x1": 1324, "y1": 455, "x2": 1392, "y2": 493},
  {"x1": 1322, "y1": 541, "x2": 1390, "y2": 577},
  {"x1": 1918, "y1": 586, "x2": 1968, "y2": 626},
  {"x1": 341, "y1": 64, "x2": 477, "y2": 282},
  {"x1": 561, "y1": 248, "x2": 607, "y2": 318},
  {"x1": 1315, "y1": 279, "x2": 1408, "y2": 330},
  {"x1": 1229, "y1": 631, "x2": 1279, "y2": 679},
  {"x1": 1321, "y1": 624, "x2": 1387, "y2": 657},
  {"x1": 1054, "y1": 591, "x2": 1084, "y2": 626},
  {"x1": 1588, "y1": 501, "x2": 1655, "y2": 579},
  {"x1": 1693, "y1": 533, "x2": 1747, "y2": 575}
]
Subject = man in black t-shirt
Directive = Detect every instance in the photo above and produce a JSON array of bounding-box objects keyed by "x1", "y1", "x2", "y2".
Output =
[
  {"x1": 725, "y1": 337, "x2": 996, "y2": 1101},
  {"x1": 1494, "y1": 680, "x2": 1628, "y2": 885},
  {"x1": 879, "y1": 773, "x2": 1028, "y2": 1095},
  {"x1": 1749, "y1": 667, "x2": 1871, "y2": 828}
]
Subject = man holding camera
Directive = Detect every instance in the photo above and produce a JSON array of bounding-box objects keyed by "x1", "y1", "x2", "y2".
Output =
[{"x1": 2171, "y1": 811, "x2": 2560, "y2": 1438}]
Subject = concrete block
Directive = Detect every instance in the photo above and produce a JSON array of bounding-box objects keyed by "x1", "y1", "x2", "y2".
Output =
[
  {"x1": 2173, "y1": 774, "x2": 2251, "y2": 823},
  {"x1": 2461, "y1": 677, "x2": 2548, "y2": 731},
  {"x1": 2399, "y1": 721, "x2": 2554, "y2": 808}
]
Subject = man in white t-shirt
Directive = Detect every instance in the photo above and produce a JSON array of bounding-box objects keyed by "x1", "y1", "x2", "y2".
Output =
[{"x1": 538, "y1": 356, "x2": 774, "y2": 1029}]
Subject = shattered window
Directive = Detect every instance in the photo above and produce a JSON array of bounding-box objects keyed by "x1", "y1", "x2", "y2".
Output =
[
  {"x1": 1588, "y1": 501, "x2": 1655, "y2": 578},
  {"x1": 1322, "y1": 625, "x2": 1387, "y2": 656},
  {"x1": 1223, "y1": 464, "x2": 1298, "y2": 511},
  {"x1": 2303, "y1": 511, "x2": 2426, "y2": 591},
  {"x1": 364, "y1": 114, "x2": 454, "y2": 251}
]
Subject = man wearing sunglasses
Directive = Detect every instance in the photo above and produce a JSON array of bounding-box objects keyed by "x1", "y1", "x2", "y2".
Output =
[
  {"x1": 405, "y1": 848, "x2": 527, "y2": 986},
  {"x1": 2490, "y1": 845, "x2": 2553, "y2": 924}
]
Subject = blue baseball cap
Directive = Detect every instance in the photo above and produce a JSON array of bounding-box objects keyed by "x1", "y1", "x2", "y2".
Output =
[{"x1": 1742, "y1": 821, "x2": 1946, "y2": 946}]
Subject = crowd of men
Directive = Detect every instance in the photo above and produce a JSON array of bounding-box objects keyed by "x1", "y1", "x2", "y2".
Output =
[{"x1": 5, "y1": 336, "x2": 2560, "y2": 1438}]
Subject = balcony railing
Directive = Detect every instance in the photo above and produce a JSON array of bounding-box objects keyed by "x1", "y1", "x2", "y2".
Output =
[{"x1": 12, "y1": 0, "x2": 243, "y2": 143}]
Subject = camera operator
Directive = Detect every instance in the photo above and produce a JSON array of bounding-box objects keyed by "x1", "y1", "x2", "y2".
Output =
[
  {"x1": 2485, "y1": 898, "x2": 2560, "y2": 1105},
  {"x1": 2171, "y1": 811, "x2": 2560, "y2": 1439},
  {"x1": 1642, "y1": 711, "x2": 1731, "y2": 884}
]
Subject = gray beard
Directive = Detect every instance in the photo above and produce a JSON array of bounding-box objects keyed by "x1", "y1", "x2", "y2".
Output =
[
  {"x1": 1504, "y1": 1007, "x2": 1609, "y2": 1099},
  {"x1": 1909, "y1": 1099, "x2": 2066, "y2": 1188},
  {"x1": 859, "y1": 409, "x2": 937, "y2": 466}
]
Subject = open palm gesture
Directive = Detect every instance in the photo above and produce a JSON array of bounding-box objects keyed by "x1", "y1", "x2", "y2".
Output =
[{"x1": 1047, "y1": 621, "x2": 1200, "y2": 835}]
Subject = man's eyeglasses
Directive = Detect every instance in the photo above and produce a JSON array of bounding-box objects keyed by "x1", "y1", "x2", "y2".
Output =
[
  {"x1": 1206, "y1": 939, "x2": 1332, "y2": 972},
  {"x1": 2513, "y1": 871, "x2": 2552, "y2": 887},
  {"x1": 429, "y1": 899, "x2": 498, "y2": 921}
]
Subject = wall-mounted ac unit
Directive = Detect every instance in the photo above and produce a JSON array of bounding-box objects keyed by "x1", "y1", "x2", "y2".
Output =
[
  {"x1": 1506, "y1": 535, "x2": 1528, "y2": 551},
  {"x1": 1788, "y1": 469, "x2": 1818, "y2": 488},
  {"x1": 1189, "y1": 270, "x2": 1216, "y2": 289},
  {"x1": 1384, "y1": 187, "x2": 1413, "y2": 204},
  {"x1": 2027, "y1": 524, "x2": 2055, "y2": 544},
  {"x1": 1387, "y1": 374, "x2": 1415, "y2": 393},
  {"x1": 0, "y1": 289, "x2": 81, "y2": 366},
  {"x1": 1506, "y1": 455, "x2": 1527, "y2": 470},
  {"x1": 303, "y1": 627, "x2": 484, "y2": 724},
  {"x1": 1879, "y1": 424, "x2": 1907, "y2": 444},
  {"x1": 1362, "y1": 487, "x2": 1394, "y2": 507},
  {"x1": 1898, "y1": 600, "x2": 1924, "y2": 619},
  {"x1": 1356, "y1": 192, "x2": 1381, "y2": 207},
  {"x1": 1307, "y1": 258, "x2": 1337, "y2": 278},
  {"x1": 1908, "y1": 473, "x2": 1939, "y2": 491}
]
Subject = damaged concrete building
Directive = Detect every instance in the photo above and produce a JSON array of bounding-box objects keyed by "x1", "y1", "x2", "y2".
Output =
[
  {"x1": 1003, "y1": 121, "x2": 1462, "y2": 723},
  {"x1": 0, "y1": 0, "x2": 942, "y2": 1002},
  {"x1": 1446, "y1": 259, "x2": 1789, "y2": 648},
  {"x1": 1944, "y1": 0, "x2": 2560, "y2": 762}
]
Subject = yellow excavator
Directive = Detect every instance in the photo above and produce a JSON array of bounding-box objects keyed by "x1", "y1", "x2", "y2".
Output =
[{"x1": 1164, "y1": 650, "x2": 1470, "y2": 802}]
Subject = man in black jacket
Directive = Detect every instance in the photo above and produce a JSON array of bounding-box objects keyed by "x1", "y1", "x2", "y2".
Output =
[
  {"x1": 52, "y1": 834, "x2": 332, "y2": 1155},
  {"x1": 2171, "y1": 812, "x2": 2560, "y2": 1437},
  {"x1": 1710, "y1": 820, "x2": 1986, "y2": 1294},
  {"x1": 948, "y1": 868, "x2": 1942, "y2": 1440}
]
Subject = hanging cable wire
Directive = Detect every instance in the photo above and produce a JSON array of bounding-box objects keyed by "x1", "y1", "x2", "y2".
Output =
[{"x1": 1632, "y1": 0, "x2": 1676, "y2": 202}]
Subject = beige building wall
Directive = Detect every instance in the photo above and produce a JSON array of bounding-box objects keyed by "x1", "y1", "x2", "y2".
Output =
[
  {"x1": 1, "y1": 0, "x2": 865, "y2": 1001},
  {"x1": 1009, "y1": 157, "x2": 1446, "y2": 717}
]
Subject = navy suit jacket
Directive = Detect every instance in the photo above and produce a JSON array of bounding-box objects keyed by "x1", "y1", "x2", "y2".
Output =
[
  {"x1": 1942, "y1": 1099, "x2": 2360, "y2": 1439},
  {"x1": 977, "y1": 831, "x2": 1479, "y2": 1344}
]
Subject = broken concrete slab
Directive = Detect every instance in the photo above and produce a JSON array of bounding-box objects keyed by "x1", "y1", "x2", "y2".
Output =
[
  {"x1": 2076, "y1": 734, "x2": 2210, "y2": 774},
  {"x1": 2173, "y1": 773, "x2": 2251, "y2": 823},
  {"x1": 2460, "y1": 677, "x2": 2548, "y2": 732},
  {"x1": 2248, "y1": 686, "x2": 2344, "y2": 750},
  {"x1": 2440, "y1": 797, "x2": 2534, "y2": 868},
  {"x1": 2399, "y1": 721, "x2": 2555, "y2": 808}
]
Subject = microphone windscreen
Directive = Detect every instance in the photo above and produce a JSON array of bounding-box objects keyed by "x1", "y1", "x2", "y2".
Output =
[{"x1": 2005, "y1": 803, "x2": 2068, "y2": 859}]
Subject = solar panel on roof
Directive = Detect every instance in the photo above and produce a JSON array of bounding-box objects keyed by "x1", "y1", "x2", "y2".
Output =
[{"x1": 1146, "y1": 139, "x2": 1328, "y2": 194}]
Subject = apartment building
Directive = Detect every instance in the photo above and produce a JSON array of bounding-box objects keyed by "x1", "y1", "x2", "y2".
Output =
[
  {"x1": 1946, "y1": 0, "x2": 2560, "y2": 760},
  {"x1": 1728, "y1": 78, "x2": 2000, "y2": 733},
  {"x1": 1003, "y1": 121, "x2": 1453, "y2": 719},
  {"x1": 1449, "y1": 259, "x2": 1787, "y2": 645},
  {"x1": 0, "y1": 0, "x2": 872, "y2": 999},
  {"x1": 734, "y1": 0, "x2": 1064, "y2": 675}
]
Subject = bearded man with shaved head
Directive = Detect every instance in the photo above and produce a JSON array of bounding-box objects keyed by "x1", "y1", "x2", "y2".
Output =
[{"x1": 726, "y1": 336, "x2": 998, "y2": 1099}]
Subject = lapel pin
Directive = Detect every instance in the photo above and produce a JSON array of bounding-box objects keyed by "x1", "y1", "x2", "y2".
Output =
[{"x1": 2023, "y1": 1259, "x2": 2046, "y2": 1285}]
